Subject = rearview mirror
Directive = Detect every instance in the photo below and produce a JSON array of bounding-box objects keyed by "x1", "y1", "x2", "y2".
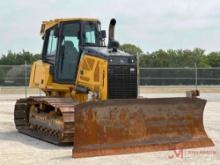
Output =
[{"x1": 101, "y1": 30, "x2": 106, "y2": 38}]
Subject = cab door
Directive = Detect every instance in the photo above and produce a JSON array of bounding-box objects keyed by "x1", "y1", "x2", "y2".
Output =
[{"x1": 54, "y1": 22, "x2": 81, "y2": 84}]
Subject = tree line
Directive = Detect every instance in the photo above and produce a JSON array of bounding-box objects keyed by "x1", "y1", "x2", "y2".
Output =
[
  {"x1": 0, "y1": 45, "x2": 220, "y2": 67},
  {"x1": 120, "y1": 44, "x2": 220, "y2": 68},
  {"x1": 0, "y1": 50, "x2": 40, "y2": 65}
]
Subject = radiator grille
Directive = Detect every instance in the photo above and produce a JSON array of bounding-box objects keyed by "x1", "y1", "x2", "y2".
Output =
[{"x1": 108, "y1": 65, "x2": 137, "y2": 99}]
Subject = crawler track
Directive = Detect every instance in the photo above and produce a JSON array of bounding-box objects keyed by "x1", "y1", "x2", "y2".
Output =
[{"x1": 14, "y1": 97, "x2": 77, "y2": 145}]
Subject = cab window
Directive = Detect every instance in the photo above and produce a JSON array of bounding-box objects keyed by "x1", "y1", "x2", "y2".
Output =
[
  {"x1": 46, "y1": 29, "x2": 58, "y2": 56},
  {"x1": 83, "y1": 22, "x2": 99, "y2": 46}
]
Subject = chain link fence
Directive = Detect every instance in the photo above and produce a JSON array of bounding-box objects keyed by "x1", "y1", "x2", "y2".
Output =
[
  {"x1": 0, "y1": 64, "x2": 40, "y2": 97},
  {"x1": 0, "y1": 65, "x2": 220, "y2": 95},
  {"x1": 139, "y1": 67, "x2": 220, "y2": 86},
  {"x1": 0, "y1": 64, "x2": 31, "y2": 86}
]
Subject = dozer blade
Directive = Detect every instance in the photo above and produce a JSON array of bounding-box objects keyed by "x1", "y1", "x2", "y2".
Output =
[{"x1": 72, "y1": 97, "x2": 214, "y2": 158}]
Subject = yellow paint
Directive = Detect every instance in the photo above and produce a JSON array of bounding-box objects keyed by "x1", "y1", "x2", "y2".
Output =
[
  {"x1": 29, "y1": 55, "x2": 108, "y2": 102},
  {"x1": 40, "y1": 18, "x2": 99, "y2": 36},
  {"x1": 74, "y1": 54, "x2": 108, "y2": 101},
  {"x1": 29, "y1": 60, "x2": 73, "y2": 96},
  {"x1": 30, "y1": 18, "x2": 108, "y2": 101}
]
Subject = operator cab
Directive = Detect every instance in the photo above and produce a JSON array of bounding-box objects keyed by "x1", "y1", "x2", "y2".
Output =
[{"x1": 41, "y1": 19, "x2": 106, "y2": 83}]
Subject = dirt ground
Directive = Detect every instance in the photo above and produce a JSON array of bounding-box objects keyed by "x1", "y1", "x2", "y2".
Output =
[{"x1": 0, "y1": 89, "x2": 220, "y2": 165}]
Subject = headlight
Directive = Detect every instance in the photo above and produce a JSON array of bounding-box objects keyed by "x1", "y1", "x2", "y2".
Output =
[{"x1": 128, "y1": 57, "x2": 135, "y2": 63}]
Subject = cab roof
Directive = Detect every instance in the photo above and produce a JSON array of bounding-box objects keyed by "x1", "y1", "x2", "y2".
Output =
[{"x1": 40, "y1": 18, "x2": 99, "y2": 36}]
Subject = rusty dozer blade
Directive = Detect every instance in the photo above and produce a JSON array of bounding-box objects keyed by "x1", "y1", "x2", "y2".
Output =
[{"x1": 72, "y1": 97, "x2": 214, "y2": 158}]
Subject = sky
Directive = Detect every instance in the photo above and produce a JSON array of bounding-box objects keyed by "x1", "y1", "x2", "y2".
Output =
[{"x1": 0, "y1": 0, "x2": 220, "y2": 55}]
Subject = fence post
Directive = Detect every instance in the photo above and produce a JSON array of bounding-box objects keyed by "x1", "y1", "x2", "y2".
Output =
[
  {"x1": 137, "y1": 53, "x2": 140, "y2": 97},
  {"x1": 195, "y1": 63, "x2": 198, "y2": 90},
  {"x1": 24, "y1": 61, "x2": 27, "y2": 98}
]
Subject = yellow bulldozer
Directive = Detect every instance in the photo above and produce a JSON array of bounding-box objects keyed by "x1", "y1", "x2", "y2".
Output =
[{"x1": 14, "y1": 18, "x2": 214, "y2": 158}]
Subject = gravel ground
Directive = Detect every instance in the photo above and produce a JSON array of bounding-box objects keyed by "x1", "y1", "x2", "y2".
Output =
[{"x1": 0, "y1": 93, "x2": 220, "y2": 165}]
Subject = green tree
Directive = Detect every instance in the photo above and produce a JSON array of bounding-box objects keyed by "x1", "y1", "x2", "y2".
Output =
[
  {"x1": 206, "y1": 52, "x2": 220, "y2": 67},
  {"x1": 0, "y1": 50, "x2": 40, "y2": 65},
  {"x1": 139, "y1": 48, "x2": 212, "y2": 68},
  {"x1": 119, "y1": 43, "x2": 143, "y2": 56}
]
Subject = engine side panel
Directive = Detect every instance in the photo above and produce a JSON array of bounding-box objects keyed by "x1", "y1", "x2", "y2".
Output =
[
  {"x1": 29, "y1": 60, "x2": 73, "y2": 94},
  {"x1": 75, "y1": 54, "x2": 108, "y2": 101}
]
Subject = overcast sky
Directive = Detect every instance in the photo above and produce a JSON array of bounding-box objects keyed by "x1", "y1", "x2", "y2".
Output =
[{"x1": 0, "y1": 0, "x2": 220, "y2": 55}]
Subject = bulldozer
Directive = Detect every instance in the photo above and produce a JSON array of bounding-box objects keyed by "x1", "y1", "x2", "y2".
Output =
[{"x1": 14, "y1": 18, "x2": 214, "y2": 158}]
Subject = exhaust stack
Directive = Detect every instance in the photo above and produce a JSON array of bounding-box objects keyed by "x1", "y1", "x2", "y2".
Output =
[
  {"x1": 108, "y1": 18, "x2": 116, "y2": 42},
  {"x1": 108, "y1": 18, "x2": 119, "y2": 51}
]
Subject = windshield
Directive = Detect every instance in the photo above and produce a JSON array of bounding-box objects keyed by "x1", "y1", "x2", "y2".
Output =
[{"x1": 83, "y1": 22, "x2": 103, "y2": 47}]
